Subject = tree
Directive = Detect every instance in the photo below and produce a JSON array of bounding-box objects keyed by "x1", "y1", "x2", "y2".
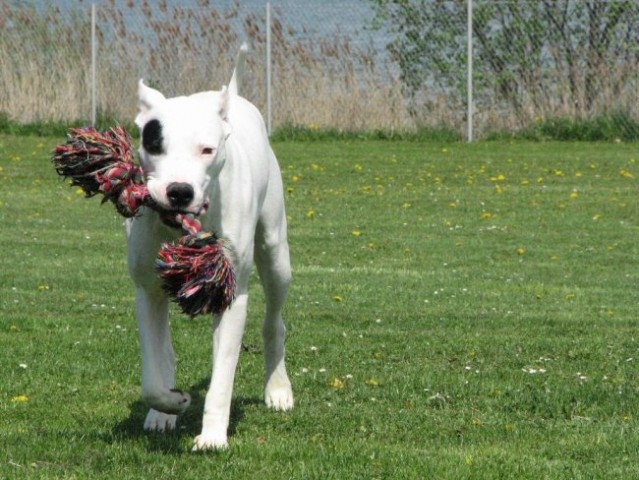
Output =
[{"x1": 370, "y1": 0, "x2": 639, "y2": 124}]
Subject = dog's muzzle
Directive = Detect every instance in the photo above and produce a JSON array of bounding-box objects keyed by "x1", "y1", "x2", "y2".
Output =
[{"x1": 153, "y1": 196, "x2": 209, "y2": 230}]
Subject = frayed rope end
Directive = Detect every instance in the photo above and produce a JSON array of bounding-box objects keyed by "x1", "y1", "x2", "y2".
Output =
[{"x1": 156, "y1": 232, "x2": 236, "y2": 316}]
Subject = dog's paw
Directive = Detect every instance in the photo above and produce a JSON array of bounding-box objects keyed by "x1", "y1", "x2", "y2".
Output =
[
  {"x1": 192, "y1": 431, "x2": 229, "y2": 452},
  {"x1": 167, "y1": 388, "x2": 192, "y2": 414},
  {"x1": 265, "y1": 382, "x2": 294, "y2": 411},
  {"x1": 142, "y1": 388, "x2": 191, "y2": 415},
  {"x1": 143, "y1": 409, "x2": 177, "y2": 432}
]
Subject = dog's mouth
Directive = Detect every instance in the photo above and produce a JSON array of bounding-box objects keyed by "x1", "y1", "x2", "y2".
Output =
[{"x1": 155, "y1": 198, "x2": 210, "y2": 230}]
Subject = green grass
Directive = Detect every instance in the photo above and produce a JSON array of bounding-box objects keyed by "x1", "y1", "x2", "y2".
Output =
[{"x1": 1, "y1": 135, "x2": 639, "y2": 479}]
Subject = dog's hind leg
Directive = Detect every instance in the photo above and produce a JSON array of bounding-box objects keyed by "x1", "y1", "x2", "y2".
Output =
[
  {"x1": 135, "y1": 288, "x2": 191, "y2": 431},
  {"x1": 254, "y1": 210, "x2": 294, "y2": 412}
]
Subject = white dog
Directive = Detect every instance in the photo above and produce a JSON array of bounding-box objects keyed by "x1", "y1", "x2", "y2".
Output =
[{"x1": 126, "y1": 45, "x2": 293, "y2": 451}]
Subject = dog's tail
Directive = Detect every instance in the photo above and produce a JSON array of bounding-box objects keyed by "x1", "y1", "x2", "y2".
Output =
[{"x1": 228, "y1": 42, "x2": 248, "y2": 97}]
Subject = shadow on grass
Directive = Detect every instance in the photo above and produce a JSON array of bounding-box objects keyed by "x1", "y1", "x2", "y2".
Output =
[{"x1": 105, "y1": 376, "x2": 262, "y2": 454}]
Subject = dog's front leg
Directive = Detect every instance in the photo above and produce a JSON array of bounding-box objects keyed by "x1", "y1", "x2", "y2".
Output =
[
  {"x1": 136, "y1": 288, "x2": 191, "y2": 431},
  {"x1": 192, "y1": 294, "x2": 248, "y2": 451}
]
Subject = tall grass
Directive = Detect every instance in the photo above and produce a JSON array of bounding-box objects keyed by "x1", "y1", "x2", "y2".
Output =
[
  {"x1": 1, "y1": 1, "x2": 414, "y2": 132},
  {"x1": 1, "y1": 1, "x2": 639, "y2": 137},
  {"x1": 0, "y1": 3, "x2": 92, "y2": 123}
]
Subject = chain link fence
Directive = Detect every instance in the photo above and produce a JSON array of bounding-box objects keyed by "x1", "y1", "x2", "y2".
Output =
[{"x1": 2, "y1": 0, "x2": 639, "y2": 139}]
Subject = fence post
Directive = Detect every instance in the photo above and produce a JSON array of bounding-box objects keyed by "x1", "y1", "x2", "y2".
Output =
[
  {"x1": 91, "y1": 2, "x2": 97, "y2": 126},
  {"x1": 467, "y1": 0, "x2": 473, "y2": 142},
  {"x1": 266, "y1": 2, "x2": 272, "y2": 135}
]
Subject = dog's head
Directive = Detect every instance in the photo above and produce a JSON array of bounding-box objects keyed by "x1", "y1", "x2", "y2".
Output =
[{"x1": 134, "y1": 80, "x2": 232, "y2": 216}]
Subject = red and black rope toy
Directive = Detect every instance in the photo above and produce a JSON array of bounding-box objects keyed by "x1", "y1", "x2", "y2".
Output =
[{"x1": 52, "y1": 126, "x2": 235, "y2": 316}]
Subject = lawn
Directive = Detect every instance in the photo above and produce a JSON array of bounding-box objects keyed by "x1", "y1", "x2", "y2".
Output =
[{"x1": 1, "y1": 135, "x2": 638, "y2": 479}]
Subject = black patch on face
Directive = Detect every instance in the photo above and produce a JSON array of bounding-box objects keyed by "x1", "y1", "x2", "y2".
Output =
[{"x1": 142, "y1": 119, "x2": 164, "y2": 155}]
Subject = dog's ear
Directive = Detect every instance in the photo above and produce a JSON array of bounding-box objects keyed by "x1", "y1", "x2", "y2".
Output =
[
  {"x1": 218, "y1": 86, "x2": 232, "y2": 139},
  {"x1": 135, "y1": 79, "x2": 166, "y2": 127},
  {"x1": 218, "y1": 85, "x2": 230, "y2": 120}
]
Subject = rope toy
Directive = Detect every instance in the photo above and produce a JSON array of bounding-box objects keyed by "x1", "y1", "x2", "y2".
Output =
[{"x1": 52, "y1": 126, "x2": 236, "y2": 316}]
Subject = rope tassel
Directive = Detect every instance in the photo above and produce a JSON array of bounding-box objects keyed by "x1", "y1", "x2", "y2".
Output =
[{"x1": 52, "y1": 126, "x2": 236, "y2": 316}]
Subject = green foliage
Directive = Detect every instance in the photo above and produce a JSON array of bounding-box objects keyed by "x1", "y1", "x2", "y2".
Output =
[
  {"x1": 270, "y1": 121, "x2": 461, "y2": 142},
  {"x1": 0, "y1": 113, "x2": 138, "y2": 137},
  {"x1": 1, "y1": 136, "x2": 639, "y2": 478},
  {"x1": 370, "y1": 0, "x2": 639, "y2": 122},
  {"x1": 3, "y1": 114, "x2": 639, "y2": 143},
  {"x1": 486, "y1": 112, "x2": 639, "y2": 142},
  {"x1": 531, "y1": 113, "x2": 639, "y2": 142}
]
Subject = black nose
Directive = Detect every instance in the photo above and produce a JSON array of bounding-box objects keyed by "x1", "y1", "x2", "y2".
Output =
[{"x1": 166, "y1": 182, "x2": 194, "y2": 208}]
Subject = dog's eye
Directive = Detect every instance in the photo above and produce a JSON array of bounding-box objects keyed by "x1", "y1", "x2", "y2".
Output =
[
  {"x1": 201, "y1": 147, "x2": 214, "y2": 155},
  {"x1": 142, "y1": 119, "x2": 164, "y2": 155}
]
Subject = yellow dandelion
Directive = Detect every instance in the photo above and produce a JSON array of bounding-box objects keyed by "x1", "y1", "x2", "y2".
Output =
[
  {"x1": 365, "y1": 378, "x2": 380, "y2": 387},
  {"x1": 402, "y1": 202, "x2": 412, "y2": 209},
  {"x1": 329, "y1": 378, "x2": 345, "y2": 390},
  {"x1": 11, "y1": 395, "x2": 29, "y2": 403},
  {"x1": 516, "y1": 247, "x2": 525, "y2": 256},
  {"x1": 351, "y1": 230, "x2": 362, "y2": 237},
  {"x1": 291, "y1": 175, "x2": 300, "y2": 182},
  {"x1": 332, "y1": 295, "x2": 343, "y2": 302},
  {"x1": 620, "y1": 169, "x2": 635, "y2": 179},
  {"x1": 570, "y1": 191, "x2": 579, "y2": 200},
  {"x1": 480, "y1": 212, "x2": 494, "y2": 219},
  {"x1": 306, "y1": 209, "x2": 315, "y2": 219}
]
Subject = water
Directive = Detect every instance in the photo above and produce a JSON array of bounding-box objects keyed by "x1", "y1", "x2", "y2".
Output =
[
  {"x1": 38, "y1": 0, "x2": 381, "y2": 42},
  {"x1": 35, "y1": 0, "x2": 390, "y2": 67}
]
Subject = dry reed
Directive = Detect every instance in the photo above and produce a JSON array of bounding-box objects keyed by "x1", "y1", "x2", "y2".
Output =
[{"x1": 2, "y1": 1, "x2": 638, "y2": 136}]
